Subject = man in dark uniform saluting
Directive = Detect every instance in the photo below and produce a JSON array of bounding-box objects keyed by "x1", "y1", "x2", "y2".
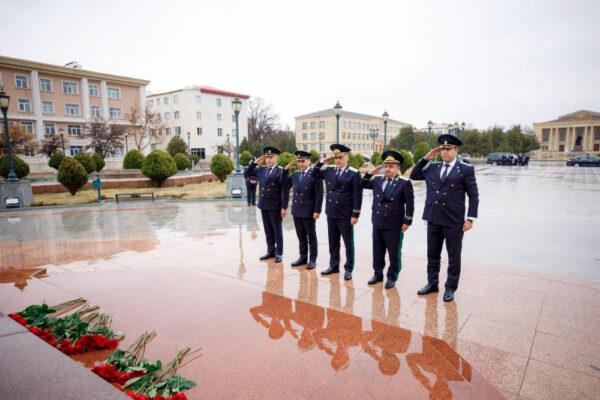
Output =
[
  {"x1": 362, "y1": 150, "x2": 414, "y2": 289},
  {"x1": 244, "y1": 146, "x2": 289, "y2": 263},
  {"x1": 311, "y1": 144, "x2": 363, "y2": 280},
  {"x1": 244, "y1": 157, "x2": 257, "y2": 206},
  {"x1": 410, "y1": 134, "x2": 479, "y2": 302},
  {"x1": 280, "y1": 150, "x2": 324, "y2": 270}
]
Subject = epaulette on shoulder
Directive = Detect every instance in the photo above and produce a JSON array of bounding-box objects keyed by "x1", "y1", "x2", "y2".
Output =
[{"x1": 348, "y1": 167, "x2": 358, "y2": 172}]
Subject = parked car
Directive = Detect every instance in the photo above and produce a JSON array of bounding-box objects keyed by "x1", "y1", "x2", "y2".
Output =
[
  {"x1": 566, "y1": 155, "x2": 600, "y2": 167},
  {"x1": 486, "y1": 152, "x2": 517, "y2": 166},
  {"x1": 457, "y1": 155, "x2": 471, "y2": 164}
]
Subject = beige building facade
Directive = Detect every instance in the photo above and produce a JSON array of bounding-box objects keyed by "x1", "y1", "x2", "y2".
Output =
[
  {"x1": 533, "y1": 110, "x2": 600, "y2": 157},
  {"x1": 295, "y1": 109, "x2": 409, "y2": 156},
  {"x1": 0, "y1": 56, "x2": 149, "y2": 156}
]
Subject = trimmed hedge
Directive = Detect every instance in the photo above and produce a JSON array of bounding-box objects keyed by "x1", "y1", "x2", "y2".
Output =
[
  {"x1": 399, "y1": 149, "x2": 415, "y2": 174},
  {"x1": 73, "y1": 152, "x2": 96, "y2": 174},
  {"x1": 239, "y1": 150, "x2": 253, "y2": 167},
  {"x1": 92, "y1": 153, "x2": 105, "y2": 172},
  {"x1": 174, "y1": 153, "x2": 191, "y2": 170},
  {"x1": 141, "y1": 150, "x2": 177, "y2": 187},
  {"x1": 123, "y1": 149, "x2": 145, "y2": 169},
  {"x1": 48, "y1": 152, "x2": 65, "y2": 170},
  {"x1": 277, "y1": 151, "x2": 298, "y2": 172},
  {"x1": 0, "y1": 154, "x2": 30, "y2": 179},
  {"x1": 210, "y1": 153, "x2": 234, "y2": 182},
  {"x1": 57, "y1": 157, "x2": 88, "y2": 195}
]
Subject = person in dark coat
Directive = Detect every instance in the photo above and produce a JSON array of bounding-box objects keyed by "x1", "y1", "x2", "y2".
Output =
[
  {"x1": 244, "y1": 146, "x2": 289, "y2": 263},
  {"x1": 362, "y1": 150, "x2": 414, "y2": 289},
  {"x1": 280, "y1": 150, "x2": 324, "y2": 270},
  {"x1": 244, "y1": 157, "x2": 257, "y2": 205},
  {"x1": 409, "y1": 134, "x2": 479, "y2": 302},
  {"x1": 311, "y1": 144, "x2": 363, "y2": 281}
]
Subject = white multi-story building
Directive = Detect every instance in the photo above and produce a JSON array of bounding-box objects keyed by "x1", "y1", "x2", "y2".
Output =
[{"x1": 147, "y1": 86, "x2": 249, "y2": 160}]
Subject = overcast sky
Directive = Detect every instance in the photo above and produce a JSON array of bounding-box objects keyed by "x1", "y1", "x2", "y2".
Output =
[{"x1": 2, "y1": 0, "x2": 599, "y2": 130}]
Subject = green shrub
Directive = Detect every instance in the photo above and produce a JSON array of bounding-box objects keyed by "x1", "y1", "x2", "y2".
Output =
[
  {"x1": 277, "y1": 152, "x2": 298, "y2": 172},
  {"x1": 48, "y1": 152, "x2": 65, "y2": 170},
  {"x1": 0, "y1": 154, "x2": 30, "y2": 179},
  {"x1": 174, "y1": 153, "x2": 191, "y2": 170},
  {"x1": 191, "y1": 154, "x2": 200, "y2": 164},
  {"x1": 371, "y1": 151, "x2": 382, "y2": 166},
  {"x1": 123, "y1": 149, "x2": 145, "y2": 169},
  {"x1": 349, "y1": 152, "x2": 364, "y2": 170},
  {"x1": 73, "y1": 152, "x2": 96, "y2": 174},
  {"x1": 435, "y1": 152, "x2": 442, "y2": 162},
  {"x1": 210, "y1": 153, "x2": 234, "y2": 182},
  {"x1": 414, "y1": 141, "x2": 430, "y2": 163},
  {"x1": 166, "y1": 135, "x2": 187, "y2": 157},
  {"x1": 92, "y1": 153, "x2": 105, "y2": 172},
  {"x1": 310, "y1": 150, "x2": 320, "y2": 163},
  {"x1": 399, "y1": 149, "x2": 414, "y2": 174},
  {"x1": 141, "y1": 150, "x2": 177, "y2": 187},
  {"x1": 57, "y1": 157, "x2": 88, "y2": 195},
  {"x1": 239, "y1": 150, "x2": 253, "y2": 167}
]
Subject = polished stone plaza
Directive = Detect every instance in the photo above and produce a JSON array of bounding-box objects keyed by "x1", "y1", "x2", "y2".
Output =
[{"x1": 1, "y1": 162, "x2": 599, "y2": 399}]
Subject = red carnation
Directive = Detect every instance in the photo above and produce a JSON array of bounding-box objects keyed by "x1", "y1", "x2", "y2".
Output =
[
  {"x1": 28, "y1": 327, "x2": 41, "y2": 335},
  {"x1": 94, "y1": 335, "x2": 109, "y2": 348},
  {"x1": 173, "y1": 393, "x2": 187, "y2": 400},
  {"x1": 62, "y1": 345, "x2": 75, "y2": 354},
  {"x1": 74, "y1": 344, "x2": 85, "y2": 353},
  {"x1": 41, "y1": 329, "x2": 50, "y2": 335},
  {"x1": 107, "y1": 338, "x2": 119, "y2": 348},
  {"x1": 115, "y1": 385, "x2": 123, "y2": 391},
  {"x1": 48, "y1": 340, "x2": 57, "y2": 347},
  {"x1": 119, "y1": 372, "x2": 131, "y2": 385}
]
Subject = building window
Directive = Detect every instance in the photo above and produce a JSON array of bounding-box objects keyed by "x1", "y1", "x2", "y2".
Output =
[
  {"x1": 196, "y1": 112, "x2": 202, "y2": 120},
  {"x1": 67, "y1": 124, "x2": 82, "y2": 136},
  {"x1": 197, "y1": 127, "x2": 202, "y2": 135},
  {"x1": 311, "y1": 132, "x2": 316, "y2": 140},
  {"x1": 89, "y1": 84, "x2": 99, "y2": 97},
  {"x1": 15, "y1": 74, "x2": 29, "y2": 89},
  {"x1": 342, "y1": 133, "x2": 346, "y2": 139},
  {"x1": 65, "y1": 103, "x2": 81, "y2": 116},
  {"x1": 231, "y1": 115, "x2": 236, "y2": 122},
  {"x1": 175, "y1": 126, "x2": 181, "y2": 135},
  {"x1": 559, "y1": 128, "x2": 566, "y2": 141},
  {"x1": 310, "y1": 122, "x2": 316, "y2": 129},
  {"x1": 195, "y1": 95, "x2": 201, "y2": 104},
  {"x1": 302, "y1": 122, "x2": 307, "y2": 129},
  {"x1": 302, "y1": 133, "x2": 307, "y2": 140},
  {"x1": 217, "y1": 113, "x2": 222, "y2": 121},
  {"x1": 62, "y1": 81, "x2": 78, "y2": 94},
  {"x1": 311, "y1": 144, "x2": 316, "y2": 150},
  {"x1": 216, "y1": 98, "x2": 221, "y2": 107},
  {"x1": 232, "y1": 128, "x2": 237, "y2": 136},
  {"x1": 191, "y1": 148, "x2": 205, "y2": 159},
  {"x1": 342, "y1": 121, "x2": 346, "y2": 128},
  {"x1": 173, "y1": 95, "x2": 179, "y2": 104},
  {"x1": 353, "y1": 122, "x2": 356, "y2": 129},
  {"x1": 163, "y1": 96, "x2": 169, "y2": 105},
  {"x1": 42, "y1": 101, "x2": 54, "y2": 114},
  {"x1": 150, "y1": 144, "x2": 157, "y2": 151},
  {"x1": 542, "y1": 129, "x2": 550, "y2": 142},
  {"x1": 91, "y1": 105, "x2": 100, "y2": 117},
  {"x1": 69, "y1": 146, "x2": 83, "y2": 156},
  {"x1": 164, "y1": 112, "x2": 170, "y2": 120},
  {"x1": 107, "y1": 87, "x2": 121, "y2": 99},
  {"x1": 303, "y1": 144, "x2": 308, "y2": 151},
  {"x1": 18, "y1": 99, "x2": 31, "y2": 112},
  {"x1": 174, "y1": 111, "x2": 180, "y2": 119},
  {"x1": 20, "y1": 121, "x2": 33, "y2": 134},
  {"x1": 319, "y1": 121, "x2": 325, "y2": 128},
  {"x1": 595, "y1": 127, "x2": 600, "y2": 140},
  {"x1": 44, "y1": 122, "x2": 56, "y2": 135},
  {"x1": 110, "y1": 108, "x2": 122, "y2": 119},
  {"x1": 147, "y1": 99, "x2": 153, "y2": 107},
  {"x1": 156, "y1": 98, "x2": 161, "y2": 106},
  {"x1": 40, "y1": 78, "x2": 52, "y2": 92},
  {"x1": 165, "y1": 127, "x2": 171, "y2": 136},
  {"x1": 217, "y1": 128, "x2": 223, "y2": 136}
]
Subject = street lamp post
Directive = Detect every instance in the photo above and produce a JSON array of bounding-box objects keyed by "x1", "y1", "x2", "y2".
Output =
[
  {"x1": 413, "y1": 126, "x2": 416, "y2": 153},
  {"x1": 59, "y1": 128, "x2": 65, "y2": 155},
  {"x1": 461, "y1": 122, "x2": 466, "y2": 135},
  {"x1": 124, "y1": 132, "x2": 129, "y2": 153},
  {"x1": 382, "y1": 111, "x2": 389, "y2": 151},
  {"x1": 453, "y1": 122, "x2": 459, "y2": 136},
  {"x1": 186, "y1": 131, "x2": 191, "y2": 156},
  {"x1": 369, "y1": 128, "x2": 379, "y2": 152},
  {"x1": 447, "y1": 124, "x2": 452, "y2": 135},
  {"x1": 427, "y1": 120, "x2": 433, "y2": 149},
  {"x1": 318, "y1": 132, "x2": 324, "y2": 154},
  {"x1": 232, "y1": 97, "x2": 242, "y2": 174},
  {"x1": 333, "y1": 101, "x2": 342, "y2": 144},
  {"x1": 0, "y1": 88, "x2": 18, "y2": 182}
]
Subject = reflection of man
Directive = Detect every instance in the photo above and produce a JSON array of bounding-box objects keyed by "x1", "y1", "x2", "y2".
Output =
[
  {"x1": 244, "y1": 147, "x2": 289, "y2": 263},
  {"x1": 362, "y1": 150, "x2": 414, "y2": 289},
  {"x1": 281, "y1": 150, "x2": 323, "y2": 270},
  {"x1": 291, "y1": 269, "x2": 324, "y2": 351},
  {"x1": 311, "y1": 144, "x2": 363, "y2": 280},
  {"x1": 410, "y1": 134, "x2": 479, "y2": 302},
  {"x1": 244, "y1": 157, "x2": 257, "y2": 206},
  {"x1": 313, "y1": 308, "x2": 363, "y2": 371}
]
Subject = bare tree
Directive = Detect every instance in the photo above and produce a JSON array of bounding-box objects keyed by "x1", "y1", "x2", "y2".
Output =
[
  {"x1": 247, "y1": 98, "x2": 280, "y2": 142},
  {"x1": 39, "y1": 134, "x2": 62, "y2": 157},
  {"x1": 125, "y1": 103, "x2": 165, "y2": 151},
  {"x1": 0, "y1": 125, "x2": 38, "y2": 155},
  {"x1": 84, "y1": 118, "x2": 125, "y2": 158}
]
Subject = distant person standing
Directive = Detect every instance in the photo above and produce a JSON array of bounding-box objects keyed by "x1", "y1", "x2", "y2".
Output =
[
  {"x1": 410, "y1": 134, "x2": 479, "y2": 302},
  {"x1": 244, "y1": 147, "x2": 289, "y2": 263},
  {"x1": 524, "y1": 153, "x2": 530, "y2": 166},
  {"x1": 244, "y1": 157, "x2": 257, "y2": 206},
  {"x1": 518, "y1": 153, "x2": 523, "y2": 166}
]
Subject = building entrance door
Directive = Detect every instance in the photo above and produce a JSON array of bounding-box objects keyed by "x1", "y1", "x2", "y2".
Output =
[{"x1": 559, "y1": 145, "x2": 565, "y2": 152}]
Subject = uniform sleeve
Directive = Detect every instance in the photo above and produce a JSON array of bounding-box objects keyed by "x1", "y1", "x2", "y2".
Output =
[
  {"x1": 244, "y1": 162, "x2": 258, "y2": 179},
  {"x1": 280, "y1": 170, "x2": 290, "y2": 210},
  {"x1": 352, "y1": 171, "x2": 363, "y2": 218},
  {"x1": 361, "y1": 172, "x2": 374, "y2": 189},
  {"x1": 465, "y1": 167, "x2": 479, "y2": 220},
  {"x1": 409, "y1": 158, "x2": 428, "y2": 180},
  {"x1": 404, "y1": 180, "x2": 414, "y2": 225},
  {"x1": 314, "y1": 177, "x2": 323, "y2": 214},
  {"x1": 310, "y1": 160, "x2": 326, "y2": 179},
  {"x1": 280, "y1": 169, "x2": 291, "y2": 186}
]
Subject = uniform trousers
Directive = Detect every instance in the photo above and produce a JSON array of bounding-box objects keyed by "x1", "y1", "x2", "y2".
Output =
[
  {"x1": 426, "y1": 222, "x2": 464, "y2": 290},
  {"x1": 373, "y1": 228, "x2": 404, "y2": 282},
  {"x1": 261, "y1": 209, "x2": 283, "y2": 256},
  {"x1": 293, "y1": 216, "x2": 318, "y2": 262},
  {"x1": 327, "y1": 217, "x2": 354, "y2": 272}
]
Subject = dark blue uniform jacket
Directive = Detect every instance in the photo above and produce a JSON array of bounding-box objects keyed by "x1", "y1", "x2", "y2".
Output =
[
  {"x1": 244, "y1": 163, "x2": 289, "y2": 211},
  {"x1": 362, "y1": 173, "x2": 414, "y2": 230},
  {"x1": 280, "y1": 168, "x2": 323, "y2": 219}
]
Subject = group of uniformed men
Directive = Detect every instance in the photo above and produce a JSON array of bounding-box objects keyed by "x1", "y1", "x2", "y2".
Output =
[{"x1": 244, "y1": 133, "x2": 479, "y2": 302}]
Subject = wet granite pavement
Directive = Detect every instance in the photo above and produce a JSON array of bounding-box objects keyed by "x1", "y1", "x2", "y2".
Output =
[{"x1": 0, "y1": 161, "x2": 599, "y2": 399}]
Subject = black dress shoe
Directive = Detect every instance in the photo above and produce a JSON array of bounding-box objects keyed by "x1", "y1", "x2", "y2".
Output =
[
  {"x1": 321, "y1": 266, "x2": 339, "y2": 275},
  {"x1": 443, "y1": 289, "x2": 455, "y2": 302},
  {"x1": 259, "y1": 253, "x2": 275, "y2": 260},
  {"x1": 344, "y1": 271, "x2": 352, "y2": 281},
  {"x1": 274, "y1": 255, "x2": 282, "y2": 263},
  {"x1": 417, "y1": 284, "x2": 439, "y2": 295},
  {"x1": 306, "y1": 261, "x2": 316, "y2": 270},
  {"x1": 368, "y1": 275, "x2": 383, "y2": 285},
  {"x1": 291, "y1": 257, "x2": 307, "y2": 267},
  {"x1": 385, "y1": 280, "x2": 396, "y2": 289}
]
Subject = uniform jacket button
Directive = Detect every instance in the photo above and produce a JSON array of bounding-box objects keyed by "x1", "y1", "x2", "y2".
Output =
[
  {"x1": 435, "y1": 201, "x2": 438, "y2": 204},
  {"x1": 436, "y1": 190, "x2": 439, "y2": 194}
]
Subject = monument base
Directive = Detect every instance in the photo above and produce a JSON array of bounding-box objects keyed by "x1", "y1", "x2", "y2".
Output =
[
  {"x1": 226, "y1": 173, "x2": 246, "y2": 199},
  {"x1": 0, "y1": 180, "x2": 34, "y2": 209},
  {"x1": 573, "y1": 145, "x2": 584, "y2": 152}
]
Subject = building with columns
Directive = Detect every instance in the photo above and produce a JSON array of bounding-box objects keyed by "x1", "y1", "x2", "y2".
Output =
[
  {"x1": 147, "y1": 86, "x2": 249, "y2": 160},
  {"x1": 0, "y1": 56, "x2": 149, "y2": 156},
  {"x1": 533, "y1": 110, "x2": 600, "y2": 157},
  {"x1": 295, "y1": 109, "x2": 410, "y2": 156}
]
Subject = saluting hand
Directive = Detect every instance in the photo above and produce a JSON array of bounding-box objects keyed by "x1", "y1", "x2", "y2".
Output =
[
  {"x1": 424, "y1": 146, "x2": 441, "y2": 160},
  {"x1": 285, "y1": 159, "x2": 297, "y2": 170},
  {"x1": 322, "y1": 156, "x2": 334, "y2": 163},
  {"x1": 255, "y1": 155, "x2": 267, "y2": 164},
  {"x1": 350, "y1": 217, "x2": 358, "y2": 226},
  {"x1": 368, "y1": 165, "x2": 384, "y2": 175}
]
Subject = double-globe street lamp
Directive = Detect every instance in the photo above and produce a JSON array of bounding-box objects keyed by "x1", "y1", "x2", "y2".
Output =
[
  {"x1": 186, "y1": 131, "x2": 191, "y2": 156},
  {"x1": 318, "y1": 132, "x2": 324, "y2": 155},
  {"x1": 232, "y1": 97, "x2": 242, "y2": 174},
  {"x1": 369, "y1": 128, "x2": 379, "y2": 152},
  {"x1": 124, "y1": 132, "x2": 129, "y2": 153},
  {"x1": 333, "y1": 101, "x2": 342, "y2": 144},
  {"x1": 427, "y1": 120, "x2": 433, "y2": 149},
  {"x1": 59, "y1": 128, "x2": 65, "y2": 155},
  {"x1": 382, "y1": 111, "x2": 389, "y2": 151},
  {"x1": 0, "y1": 88, "x2": 18, "y2": 182}
]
